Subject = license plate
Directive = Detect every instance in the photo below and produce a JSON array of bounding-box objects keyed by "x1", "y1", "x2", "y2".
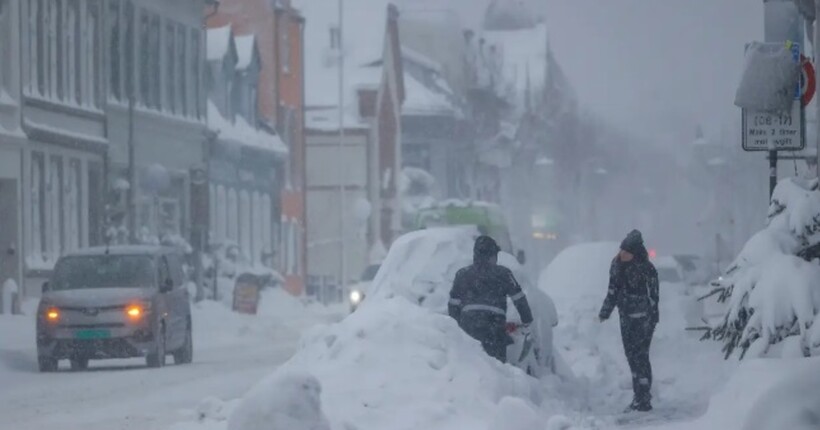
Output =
[{"x1": 75, "y1": 329, "x2": 111, "y2": 340}]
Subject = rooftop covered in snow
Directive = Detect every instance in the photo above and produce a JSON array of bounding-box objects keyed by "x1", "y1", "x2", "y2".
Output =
[
  {"x1": 206, "y1": 25, "x2": 234, "y2": 62},
  {"x1": 207, "y1": 101, "x2": 288, "y2": 155}
]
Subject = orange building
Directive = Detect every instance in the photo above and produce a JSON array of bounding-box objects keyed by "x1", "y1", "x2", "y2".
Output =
[{"x1": 206, "y1": 0, "x2": 306, "y2": 295}]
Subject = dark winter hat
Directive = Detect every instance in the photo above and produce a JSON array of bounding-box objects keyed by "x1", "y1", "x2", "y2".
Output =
[
  {"x1": 620, "y1": 229, "x2": 645, "y2": 255},
  {"x1": 474, "y1": 235, "x2": 501, "y2": 258}
]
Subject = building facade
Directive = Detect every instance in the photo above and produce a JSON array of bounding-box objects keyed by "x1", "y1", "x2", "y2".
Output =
[
  {"x1": 206, "y1": 0, "x2": 307, "y2": 295},
  {"x1": 0, "y1": 0, "x2": 209, "y2": 299},
  {"x1": 300, "y1": 0, "x2": 404, "y2": 291}
]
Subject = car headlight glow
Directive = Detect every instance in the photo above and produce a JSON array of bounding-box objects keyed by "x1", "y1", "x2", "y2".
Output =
[{"x1": 349, "y1": 290, "x2": 363, "y2": 304}]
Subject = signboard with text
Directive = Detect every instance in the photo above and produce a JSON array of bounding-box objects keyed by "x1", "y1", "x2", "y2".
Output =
[{"x1": 742, "y1": 101, "x2": 805, "y2": 151}]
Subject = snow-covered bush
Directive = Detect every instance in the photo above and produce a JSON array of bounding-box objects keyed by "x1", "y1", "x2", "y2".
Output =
[{"x1": 705, "y1": 178, "x2": 820, "y2": 358}]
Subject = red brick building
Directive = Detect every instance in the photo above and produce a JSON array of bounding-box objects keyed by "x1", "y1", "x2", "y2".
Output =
[{"x1": 206, "y1": 0, "x2": 306, "y2": 295}]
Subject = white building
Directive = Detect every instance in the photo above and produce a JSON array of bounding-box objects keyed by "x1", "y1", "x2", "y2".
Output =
[{"x1": 0, "y1": 0, "x2": 210, "y2": 299}]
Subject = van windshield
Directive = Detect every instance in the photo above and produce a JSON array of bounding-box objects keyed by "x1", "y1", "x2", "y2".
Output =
[{"x1": 51, "y1": 255, "x2": 156, "y2": 291}]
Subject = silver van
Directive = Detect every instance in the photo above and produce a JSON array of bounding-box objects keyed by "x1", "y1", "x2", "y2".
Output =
[{"x1": 36, "y1": 246, "x2": 193, "y2": 371}]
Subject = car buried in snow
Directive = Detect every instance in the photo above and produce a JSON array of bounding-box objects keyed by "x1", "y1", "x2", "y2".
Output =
[
  {"x1": 36, "y1": 245, "x2": 193, "y2": 372},
  {"x1": 364, "y1": 226, "x2": 560, "y2": 377}
]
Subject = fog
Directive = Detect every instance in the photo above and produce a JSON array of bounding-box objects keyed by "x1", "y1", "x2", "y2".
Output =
[{"x1": 399, "y1": 0, "x2": 772, "y2": 270}]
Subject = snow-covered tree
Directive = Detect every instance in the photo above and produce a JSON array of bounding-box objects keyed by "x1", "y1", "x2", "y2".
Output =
[{"x1": 704, "y1": 178, "x2": 820, "y2": 359}]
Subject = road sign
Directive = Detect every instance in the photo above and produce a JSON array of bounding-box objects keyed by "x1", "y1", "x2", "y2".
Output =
[
  {"x1": 742, "y1": 42, "x2": 805, "y2": 152},
  {"x1": 742, "y1": 102, "x2": 805, "y2": 151}
]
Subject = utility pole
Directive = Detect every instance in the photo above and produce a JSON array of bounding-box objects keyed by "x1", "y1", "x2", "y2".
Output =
[
  {"x1": 763, "y1": 0, "x2": 803, "y2": 198},
  {"x1": 337, "y1": 0, "x2": 348, "y2": 295}
]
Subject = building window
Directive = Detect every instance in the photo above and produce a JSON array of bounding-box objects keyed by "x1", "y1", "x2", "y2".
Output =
[
  {"x1": 65, "y1": 159, "x2": 82, "y2": 252},
  {"x1": 47, "y1": 0, "x2": 58, "y2": 99},
  {"x1": 30, "y1": 152, "x2": 46, "y2": 264},
  {"x1": 329, "y1": 26, "x2": 340, "y2": 50},
  {"x1": 176, "y1": 25, "x2": 186, "y2": 116},
  {"x1": 261, "y1": 194, "x2": 272, "y2": 265},
  {"x1": 216, "y1": 185, "x2": 227, "y2": 243},
  {"x1": 139, "y1": 12, "x2": 150, "y2": 106},
  {"x1": 47, "y1": 156, "x2": 64, "y2": 261},
  {"x1": 165, "y1": 22, "x2": 175, "y2": 113},
  {"x1": 240, "y1": 190, "x2": 251, "y2": 261},
  {"x1": 88, "y1": 1, "x2": 102, "y2": 107},
  {"x1": 280, "y1": 18, "x2": 290, "y2": 73},
  {"x1": 26, "y1": 0, "x2": 38, "y2": 94},
  {"x1": 67, "y1": 0, "x2": 81, "y2": 103},
  {"x1": 150, "y1": 14, "x2": 160, "y2": 108},
  {"x1": 227, "y1": 188, "x2": 238, "y2": 242},
  {"x1": 190, "y1": 29, "x2": 201, "y2": 119},
  {"x1": 108, "y1": 0, "x2": 121, "y2": 100}
]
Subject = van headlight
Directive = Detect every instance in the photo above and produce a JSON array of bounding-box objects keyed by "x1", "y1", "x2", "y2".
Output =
[{"x1": 349, "y1": 290, "x2": 363, "y2": 305}]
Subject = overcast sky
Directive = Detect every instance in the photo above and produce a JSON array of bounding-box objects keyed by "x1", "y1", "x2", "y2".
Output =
[
  {"x1": 542, "y1": 0, "x2": 764, "y2": 143},
  {"x1": 405, "y1": 0, "x2": 766, "y2": 144}
]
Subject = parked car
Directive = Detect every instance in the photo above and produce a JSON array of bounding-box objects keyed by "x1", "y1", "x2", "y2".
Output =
[
  {"x1": 36, "y1": 246, "x2": 193, "y2": 372},
  {"x1": 348, "y1": 263, "x2": 381, "y2": 313},
  {"x1": 366, "y1": 226, "x2": 559, "y2": 377}
]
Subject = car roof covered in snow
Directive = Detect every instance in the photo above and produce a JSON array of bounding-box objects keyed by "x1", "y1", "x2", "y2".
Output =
[{"x1": 65, "y1": 245, "x2": 180, "y2": 257}]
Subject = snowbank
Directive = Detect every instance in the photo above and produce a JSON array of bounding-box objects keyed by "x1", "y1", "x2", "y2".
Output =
[
  {"x1": 242, "y1": 297, "x2": 546, "y2": 430},
  {"x1": 660, "y1": 358, "x2": 820, "y2": 430}
]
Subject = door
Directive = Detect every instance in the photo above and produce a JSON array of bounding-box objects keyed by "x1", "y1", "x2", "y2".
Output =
[{"x1": 0, "y1": 179, "x2": 20, "y2": 312}]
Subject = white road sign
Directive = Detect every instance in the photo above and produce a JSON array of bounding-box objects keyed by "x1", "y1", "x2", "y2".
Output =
[{"x1": 742, "y1": 100, "x2": 805, "y2": 151}]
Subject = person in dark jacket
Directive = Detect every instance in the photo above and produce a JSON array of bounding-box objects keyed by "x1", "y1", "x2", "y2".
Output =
[
  {"x1": 599, "y1": 229, "x2": 660, "y2": 412},
  {"x1": 449, "y1": 235, "x2": 534, "y2": 363}
]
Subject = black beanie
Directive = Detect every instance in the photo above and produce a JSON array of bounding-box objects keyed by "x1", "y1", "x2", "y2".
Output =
[
  {"x1": 474, "y1": 235, "x2": 500, "y2": 260},
  {"x1": 620, "y1": 229, "x2": 645, "y2": 256}
]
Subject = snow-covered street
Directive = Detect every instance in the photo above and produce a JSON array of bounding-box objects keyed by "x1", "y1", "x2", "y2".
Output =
[{"x1": 0, "y1": 291, "x2": 345, "y2": 430}]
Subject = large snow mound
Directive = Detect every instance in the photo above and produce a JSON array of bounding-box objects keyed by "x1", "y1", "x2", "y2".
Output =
[{"x1": 243, "y1": 297, "x2": 547, "y2": 430}]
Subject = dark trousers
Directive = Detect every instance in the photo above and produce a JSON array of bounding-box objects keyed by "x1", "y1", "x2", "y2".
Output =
[
  {"x1": 620, "y1": 314, "x2": 656, "y2": 406},
  {"x1": 459, "y1": 313, "x2": 509, "y2": 363}
]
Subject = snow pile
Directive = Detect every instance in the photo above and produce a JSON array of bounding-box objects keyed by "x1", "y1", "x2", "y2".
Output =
[
  {"x1": 707, "y1": 178, "x2": 820, "y2": 358},
  {"x1": 660, "y1": 358, "x2": 820, "y2": 430},
  {"x1": 228, "y1": 371, "x2": 331, "y2": 430},
  {"x1": 368, "y1": 226, "x2": 476, "y2": 311},
  {"x1": 256, "y1": 296, "x2": 545, "y2": 430}
]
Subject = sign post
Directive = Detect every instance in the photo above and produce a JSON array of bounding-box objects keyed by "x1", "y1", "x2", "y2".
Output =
[{"x1": 741, "y1": 42, "x2": 806, "y2": 198}]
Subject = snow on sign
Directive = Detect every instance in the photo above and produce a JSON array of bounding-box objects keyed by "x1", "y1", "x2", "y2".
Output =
[{"x1": 742, "y1": 42, "x2": 805, "y2": 152}]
